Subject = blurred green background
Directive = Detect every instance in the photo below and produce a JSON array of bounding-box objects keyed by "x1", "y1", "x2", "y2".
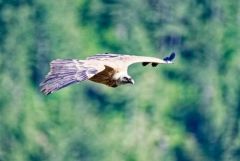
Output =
[{"x1": 0, "y1": 0, "x2": 240, "y2": 161}]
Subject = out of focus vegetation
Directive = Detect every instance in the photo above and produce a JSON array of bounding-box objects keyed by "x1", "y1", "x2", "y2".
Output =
[{"x1": 0, "y1": 0, "x2": 240, "y2": 161}]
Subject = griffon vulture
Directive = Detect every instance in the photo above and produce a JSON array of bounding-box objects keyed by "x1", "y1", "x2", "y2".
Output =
[{"x1": 40, "y1": 52, "x2": 175, "y2": 95}]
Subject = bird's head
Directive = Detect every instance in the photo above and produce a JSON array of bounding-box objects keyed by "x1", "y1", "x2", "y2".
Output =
[
  {"x1": 114, "y1": 73, "x2": 135, "y2": 85},
  {"x1": 120, "y1": 75, "x2": 135, "y2": 85}
]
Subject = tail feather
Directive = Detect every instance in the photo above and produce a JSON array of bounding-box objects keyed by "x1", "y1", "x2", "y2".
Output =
[{"x1": 40, "y1": 59, "x2": 85, "y2": 95}]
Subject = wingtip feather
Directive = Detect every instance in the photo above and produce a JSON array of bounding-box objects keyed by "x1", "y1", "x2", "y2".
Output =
[{"x1": 163, "y1": 52, "x2": 176, "y2": 63}]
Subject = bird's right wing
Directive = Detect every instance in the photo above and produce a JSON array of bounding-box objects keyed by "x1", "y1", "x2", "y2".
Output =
[{"x1": 40, "y1": 59, "x2": 105, "y2": 95}]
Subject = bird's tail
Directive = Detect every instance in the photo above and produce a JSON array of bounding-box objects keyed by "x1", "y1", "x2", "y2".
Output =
[{"x1": 40, "y1": 59, "x2": 80, "y2": 95}]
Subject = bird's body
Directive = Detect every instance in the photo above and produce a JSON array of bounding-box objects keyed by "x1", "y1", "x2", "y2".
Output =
[
  {"x1": 40, "y1": 53, "x2": 175, "y2": 95},
  {"x1": 89, "y1": 65, "x2": 118, "y2": 87}
]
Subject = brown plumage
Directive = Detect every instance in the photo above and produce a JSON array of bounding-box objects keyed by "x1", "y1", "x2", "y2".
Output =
[{"x1": 40, "y1": 52, "x2": 175, "y2": 95}]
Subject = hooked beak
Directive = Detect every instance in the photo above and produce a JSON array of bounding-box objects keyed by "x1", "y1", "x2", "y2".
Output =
[{"x1": 128, "y1": 78, "x2": 135, "y2": 85}]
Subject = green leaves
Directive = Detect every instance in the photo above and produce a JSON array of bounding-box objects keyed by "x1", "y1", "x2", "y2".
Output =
[{"x1": 0, "y1": 0, "x2": 240, "y2": 161}]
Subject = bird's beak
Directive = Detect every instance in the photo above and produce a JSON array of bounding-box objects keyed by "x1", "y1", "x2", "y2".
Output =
[{"x1": 128, "y1": 78, "x2": 135, "y2": 85}]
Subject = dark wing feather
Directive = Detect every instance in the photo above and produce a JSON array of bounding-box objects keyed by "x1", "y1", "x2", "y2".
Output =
[{"x1": 163, "y1": 52, "x2": 175, "y2": 62}]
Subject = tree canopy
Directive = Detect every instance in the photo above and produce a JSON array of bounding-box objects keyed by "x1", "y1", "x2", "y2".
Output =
[{"x1": 0, "y1": 0, "x2": 240, "y2": 161}]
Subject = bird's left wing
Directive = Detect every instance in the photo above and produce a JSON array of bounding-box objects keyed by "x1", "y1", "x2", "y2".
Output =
[
  {"x1": 87, "y1": 52, "x2": 175, "y2": 68},
  {"x1": 123, "y1": 52, "x2": 176, "y2": 67},
  {"x1": 87, "y1": 53, "x2": 175, "y2": 66}
]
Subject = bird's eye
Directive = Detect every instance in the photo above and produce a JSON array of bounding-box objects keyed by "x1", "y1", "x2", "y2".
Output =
[{"x1": 123, "y1": 77, "x2": 128, "y2": 80}]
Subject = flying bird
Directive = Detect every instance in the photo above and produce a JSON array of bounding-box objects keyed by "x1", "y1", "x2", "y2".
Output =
[{"x1": 40, "y1": 52, "x2": 176, "y2": 95}]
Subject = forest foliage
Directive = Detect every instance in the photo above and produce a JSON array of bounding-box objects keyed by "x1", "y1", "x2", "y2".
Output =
[{"x1": 0, "y1": 0, "x2": 240, "y2": 161}]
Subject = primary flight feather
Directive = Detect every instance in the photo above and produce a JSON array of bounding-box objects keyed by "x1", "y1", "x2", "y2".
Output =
[{"x1": 40, "y1": 52, "x2": 175, "y2": 95}]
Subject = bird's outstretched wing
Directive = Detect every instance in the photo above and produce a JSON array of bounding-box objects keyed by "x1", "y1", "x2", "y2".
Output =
[
  {"x1": 40, "y1": 59, "x2": 105, "y2": 95},
  {"x1": 87, "y1": 52, "x2": 175, "y2": 68},
  {"x1": 123, "y1": 52, "x2": 175, "y2": 67}
]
